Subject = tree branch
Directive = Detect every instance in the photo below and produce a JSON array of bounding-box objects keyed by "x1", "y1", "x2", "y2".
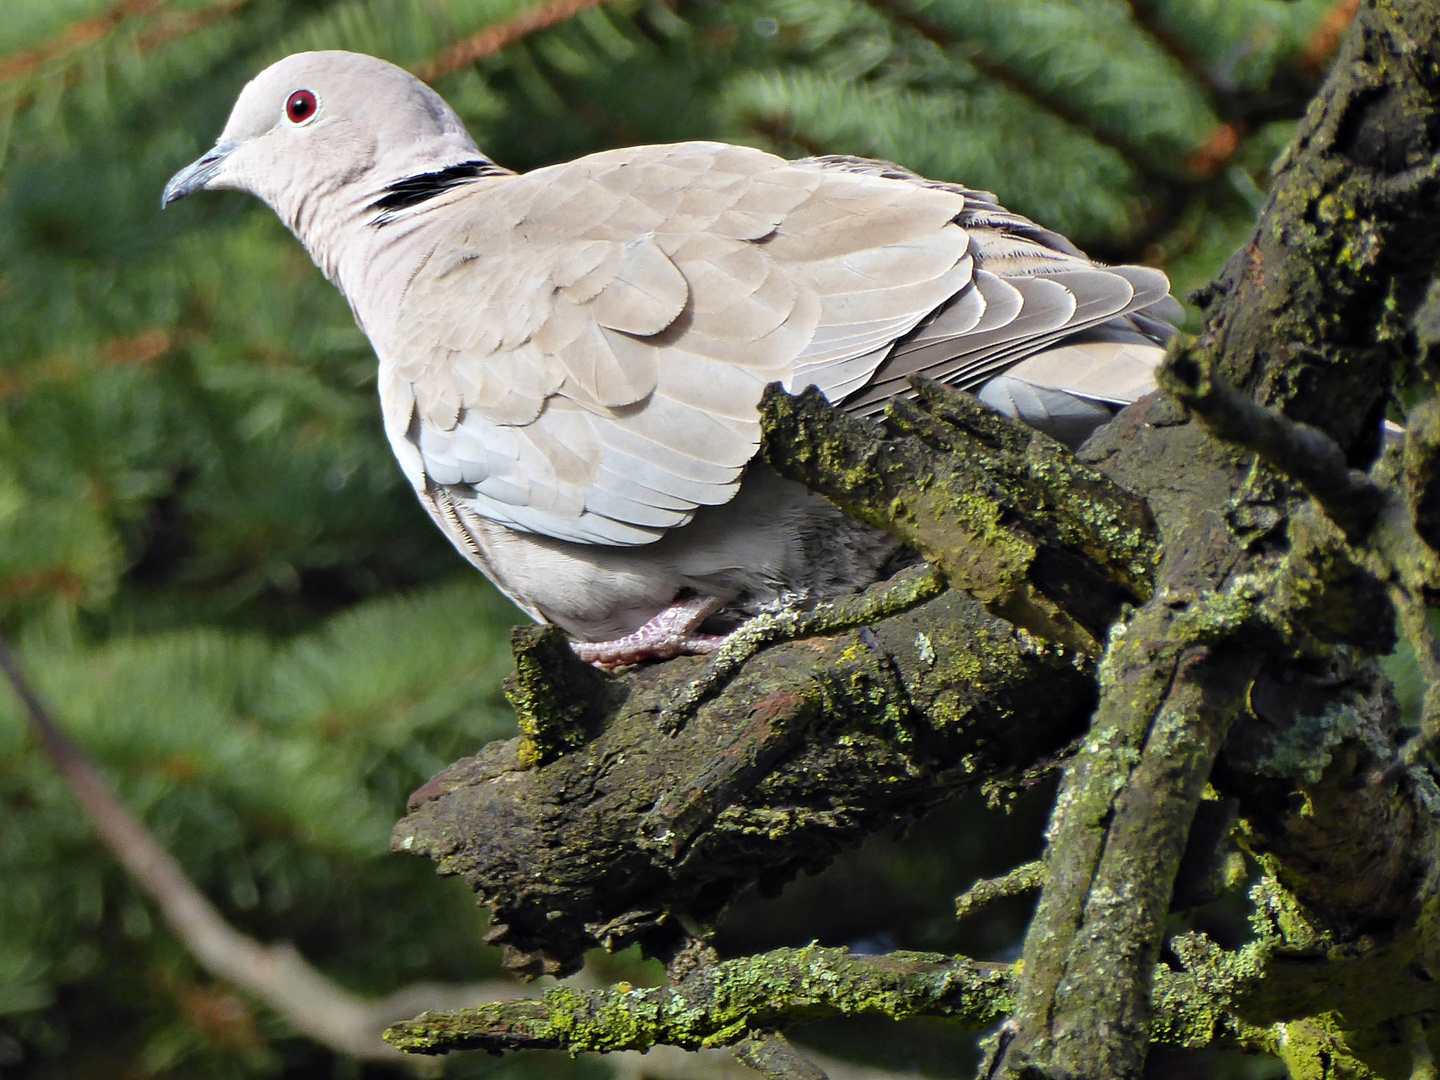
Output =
[
  {"x1": 391, "y1": 6, "x2": 1440, "y2": 1074},
  {"x1": 387, "y1": 920, "x2": 1440, "y2": 1063},
  {"x1": 983, "y1": 3, "x2": 1440, "y2": 1072},
  {"x1": 413, "y1": 0, "x2": 611, "y2": 83},
  {"x1": 954, "y1": 860, "x2": 1044, "y2": 921},
  {"x1": 386, "y1": 945, "x2": 1015, "y2": 1054}
]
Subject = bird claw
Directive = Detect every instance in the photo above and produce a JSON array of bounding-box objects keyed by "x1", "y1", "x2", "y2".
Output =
[{"x1": 571, "y1": 597, "x2": 728, "y2": 670}]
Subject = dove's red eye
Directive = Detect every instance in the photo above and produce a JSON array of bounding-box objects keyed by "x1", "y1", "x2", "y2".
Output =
[{"x1": 285, "y1": 90, "x2": 317, "y2": 124}]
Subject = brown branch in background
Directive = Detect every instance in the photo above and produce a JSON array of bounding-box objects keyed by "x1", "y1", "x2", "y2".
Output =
[
  {"x1": 0, "y1": 0, "x2": 249, "y2": 122},
  {"x1": 413, "y1": 0, "x2": 610, "y2": 83},
  {"x1": 0, "y1": 327, "x2": 174, "y2": 405},
  {"x1": 0, "y1": 633, "x2": 513, "y2": 1065},
  {"x1": 0, "y1": 0, "x2": 247, "y2": 88},
  {"x1": 132, "y1": 0, "x2": 249, "y2": 58},
  {"x1": 0, "y1": 0, "x2": 164, "y2": 83}
]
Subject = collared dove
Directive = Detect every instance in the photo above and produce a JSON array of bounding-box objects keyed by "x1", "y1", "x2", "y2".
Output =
[{"x1": 164, "y1": 51, "x2": 1180, "y2": 668}]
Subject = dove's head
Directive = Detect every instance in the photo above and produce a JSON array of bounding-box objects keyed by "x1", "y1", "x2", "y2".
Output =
[{"x1": 162, "y1": 51, "x2": 482, "y2": 225}]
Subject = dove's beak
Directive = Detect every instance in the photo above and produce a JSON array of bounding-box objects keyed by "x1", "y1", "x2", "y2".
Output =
[{"x1": 162, "y1": 141, "x2": 237, "y2": 208}]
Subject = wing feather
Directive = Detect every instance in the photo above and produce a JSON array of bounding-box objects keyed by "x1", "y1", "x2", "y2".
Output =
[{"x1": 375, "y1": 143, "x2": 1178, "y2": 548}]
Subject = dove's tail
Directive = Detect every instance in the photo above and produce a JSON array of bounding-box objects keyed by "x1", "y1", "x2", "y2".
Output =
[{"x1": 975, "y1": 328, "x2": 1169, "y2": 446}]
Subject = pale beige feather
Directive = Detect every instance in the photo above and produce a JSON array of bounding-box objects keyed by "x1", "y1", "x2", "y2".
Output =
[{"x1": 380, "y1": 141, "x2": 1180, "y2": 550}]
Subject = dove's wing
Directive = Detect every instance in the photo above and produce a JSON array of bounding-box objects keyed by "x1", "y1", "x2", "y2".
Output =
[
  {"x1": 815, "y1": 157, "x2": 1178, "y2": 417},
  {"x1": 383, "y1": 142, "x2": 972, "y2": 546},
  {"x1": 379, "y1": 142, "x2": 1175, "y2": 549}
]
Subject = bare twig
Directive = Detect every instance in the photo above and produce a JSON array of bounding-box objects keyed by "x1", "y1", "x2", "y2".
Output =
[
  {"x1": 0, "y1": 633, "x2": 513, "y2": 1065},
  {"x1": 413, "y1": 0, "x2": 610, "y2": 83},
  {"x1": 955, "y1": 861, "x2": 1044, "y2": 921},
  {"x1": 732, "y1": 1033, "x2": 830, "y2": 1080}
]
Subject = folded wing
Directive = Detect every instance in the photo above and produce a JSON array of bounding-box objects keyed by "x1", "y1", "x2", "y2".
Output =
[{"x1": 383, "y1": 143, "x2": 1177, "y2": 548}]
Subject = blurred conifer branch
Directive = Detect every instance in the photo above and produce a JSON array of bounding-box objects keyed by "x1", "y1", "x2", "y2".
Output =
[
  {"x1": 0, "y1": 631, "x2": 519, "y2": 1067},
  {"x1": 413, "y1": 0, "x2": 613, "y2": 82}
]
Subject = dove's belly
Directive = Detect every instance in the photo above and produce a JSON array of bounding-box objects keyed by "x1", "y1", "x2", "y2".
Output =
[{"x1": 443, "y1": 465, "x2": 905, "y2": 641}]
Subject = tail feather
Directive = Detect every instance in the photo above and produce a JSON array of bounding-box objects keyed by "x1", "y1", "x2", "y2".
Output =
[{"x1": 1001, "y1": 331, "x2": 1167, "y2": 406}]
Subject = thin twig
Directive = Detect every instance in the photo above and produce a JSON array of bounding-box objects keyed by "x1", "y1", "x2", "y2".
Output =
[
  {"x1": 0, "y1": 633, "x2": 512, "y2": 1065},
  {"x1": 955, "y1": 860, "x2": 1045, "y2": 921},
  {"x1": 413, "y1": 0, "x2": 610, "y2": 83}
]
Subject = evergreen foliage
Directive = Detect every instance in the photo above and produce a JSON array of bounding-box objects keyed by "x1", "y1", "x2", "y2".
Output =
[{"x1": 0, "y1": 0, "x2": 1354, "y2": 1075}]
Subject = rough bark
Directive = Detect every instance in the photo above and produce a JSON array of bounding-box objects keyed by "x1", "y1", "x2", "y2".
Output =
[{"x1": 989, "y1": 0, "x2": 1440, "y2": 1072}]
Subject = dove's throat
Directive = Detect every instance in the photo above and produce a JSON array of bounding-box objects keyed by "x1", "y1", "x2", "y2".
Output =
[{"x1": 277, "y1": 145, "x2": 500, "y2": 330}]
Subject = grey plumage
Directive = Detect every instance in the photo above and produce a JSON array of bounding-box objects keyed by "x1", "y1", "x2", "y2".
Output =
[{"x1": 164, "y1": 51, "x2": 1178, "y2": 664}]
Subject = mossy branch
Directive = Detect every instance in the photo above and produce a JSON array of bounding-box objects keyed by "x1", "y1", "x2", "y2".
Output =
[
  {"x1": 384, "y1": 945, "x2": 1014, "y2": 1055},
  {"x1": 392, "y1": 4, "x2": 1440, "y2": 1073},
  {"x1": 761, "y1": 379, "x2": 1159, "y2": 649},
  {"x1": 386, "y1": 920, "x2": 1440, "y2": 1067}
]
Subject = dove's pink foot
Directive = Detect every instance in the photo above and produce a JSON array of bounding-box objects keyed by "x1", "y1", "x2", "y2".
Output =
[{"x1": 571, "y1": 596, "x2": 728, "y2": 670}]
